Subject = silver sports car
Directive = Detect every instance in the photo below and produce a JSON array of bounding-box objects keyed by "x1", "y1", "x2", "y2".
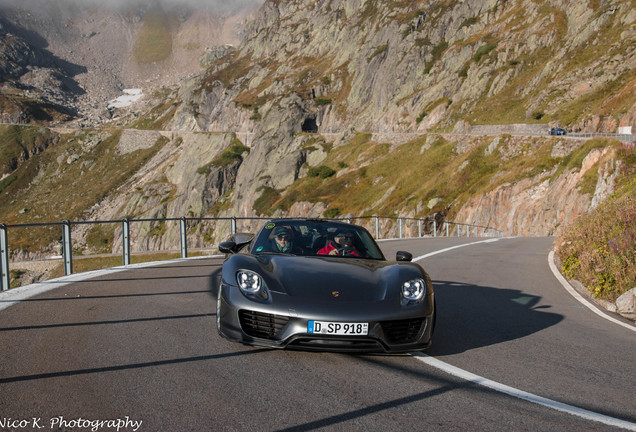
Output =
[{"x1": 216, "y1": 218, "x2": 435, "y2": 353}]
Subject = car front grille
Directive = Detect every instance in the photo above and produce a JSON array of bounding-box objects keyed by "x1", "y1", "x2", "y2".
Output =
[
  {"x1": 239, "y1": 310, "x2": 290, "y2": 340},
  {"x1": 381, "y1": 318, "x2": 426, "y2": 344}
]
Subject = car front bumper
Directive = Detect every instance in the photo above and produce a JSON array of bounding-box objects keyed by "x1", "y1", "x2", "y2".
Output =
[{"x1": 216, "y1": 283, "x2": 435, "y2": 353}]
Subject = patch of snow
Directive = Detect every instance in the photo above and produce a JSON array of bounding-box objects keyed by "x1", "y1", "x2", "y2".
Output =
[{"x1": 108, "y1": 88, "x2": 143, "y2": 109}]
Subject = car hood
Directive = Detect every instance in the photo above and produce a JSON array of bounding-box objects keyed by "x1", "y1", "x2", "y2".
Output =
[{"x1": 232, "y1": 254, "x2": 422, "y2": 302}]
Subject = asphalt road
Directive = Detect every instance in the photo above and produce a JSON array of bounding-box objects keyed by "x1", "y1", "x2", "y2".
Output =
[{"x1": 0, "y1": 237, "x2": 634, "y2": 431}]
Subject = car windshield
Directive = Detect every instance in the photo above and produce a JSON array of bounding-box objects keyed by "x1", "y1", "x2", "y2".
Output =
[{"x1": 250, "y1": 220, "x2": 385, "y2": 260}]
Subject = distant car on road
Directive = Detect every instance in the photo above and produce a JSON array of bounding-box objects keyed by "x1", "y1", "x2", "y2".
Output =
[
  {"x1": 216, "y1": 218, "x2": 436, "y2": 353},
  {"x1": 549, "y1": 127, "x2": 567, "y2": 135}
]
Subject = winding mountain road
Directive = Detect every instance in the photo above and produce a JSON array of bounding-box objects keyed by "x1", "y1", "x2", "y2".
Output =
[{"x1": 0, "y1": 237, "x2": 634, "y2": 431}]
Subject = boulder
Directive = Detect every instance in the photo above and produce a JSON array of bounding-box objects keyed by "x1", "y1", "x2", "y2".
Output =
[{"x1": 616, "y1": 287, "x2": 636, "y2": 320}]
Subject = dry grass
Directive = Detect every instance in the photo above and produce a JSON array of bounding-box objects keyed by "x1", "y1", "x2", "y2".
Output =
[{"x1": 557, "y1": 187, "x2": 636, "y2": 301}]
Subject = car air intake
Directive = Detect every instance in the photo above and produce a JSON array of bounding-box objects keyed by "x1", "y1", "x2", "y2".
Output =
[
  {"x1": 381, "y1": 318, "x2": 425, "y2": 344},
  {"x1": 239, "y1": 310, "x2": 290, "y2": 340}
]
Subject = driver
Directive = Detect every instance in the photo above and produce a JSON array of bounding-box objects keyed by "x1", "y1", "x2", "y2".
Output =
[
  {"x1": 271, "y1": 227, "x2": 303, "y2": 254},
  {"x1": 317, "y1": 230, "x2": 359, "y2": 256}
]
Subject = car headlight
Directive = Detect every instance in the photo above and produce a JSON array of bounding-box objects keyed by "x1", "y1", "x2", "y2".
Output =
[
  {"x1": 402, "y1": 278, "x2": 426, "y2": 304},
  {"x1": 236, "y1": 270, "x2": 269, "y2": 300},
  {"x1": 237, "y1": 270, "x2": 261, "y2": 292}
]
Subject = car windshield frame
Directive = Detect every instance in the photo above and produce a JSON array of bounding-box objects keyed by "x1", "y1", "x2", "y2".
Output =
[{"x1": 250, "y1": 219, "x2": 386, "y2": 260}]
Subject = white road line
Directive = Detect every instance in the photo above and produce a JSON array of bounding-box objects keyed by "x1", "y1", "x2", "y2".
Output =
[
  {"x1": 414, "y1": 239, "x2": 636, "y2": 430},
  {"x1": 0, "y1": 255, "x2": 224, "y2": 312},
  {"x1": 412, "y1": 238, "x2": 502, "y2": 262},
  {"x1": 548, "y1": 251, "x2": 636, "y2": 333},
  {"x1": 413, "y1": 354, "x2": 636, "y2": 431}
]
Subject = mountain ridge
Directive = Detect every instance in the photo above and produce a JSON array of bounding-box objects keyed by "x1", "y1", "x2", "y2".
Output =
[{"x1": 0, "y1": 0, "x2": 634, "y2": 267}]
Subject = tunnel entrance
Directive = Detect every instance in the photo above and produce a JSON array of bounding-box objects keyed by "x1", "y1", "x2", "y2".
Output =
[{"x1": 301, "y1": 117, "x2": 318, "y2": 133}]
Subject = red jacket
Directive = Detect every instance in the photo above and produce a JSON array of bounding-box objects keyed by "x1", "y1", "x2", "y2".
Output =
[{"x1": 317, "y1": 241, "x2": 359, "y2": 256}]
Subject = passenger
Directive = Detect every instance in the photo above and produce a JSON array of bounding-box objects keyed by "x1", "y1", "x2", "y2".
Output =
[
  {"x1": 271, "y1": 227, "x2": 303, "y2": 254},
  {"x1": 317, "y1": 230, "x2": 359, "y2": 256}
]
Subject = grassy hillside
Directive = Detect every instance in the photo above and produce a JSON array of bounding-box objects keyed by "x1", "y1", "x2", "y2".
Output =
[
  {"x1": 254, "y1": 133, "x2": 632, "y2": 222},
  {"x1": 0, "y1": 127, "x2": 167, "y2": 253}
]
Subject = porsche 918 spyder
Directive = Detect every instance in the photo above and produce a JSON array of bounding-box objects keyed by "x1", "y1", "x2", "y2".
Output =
[{"x1": 216, "y1": 219, "x2": 435, "y2": 353}]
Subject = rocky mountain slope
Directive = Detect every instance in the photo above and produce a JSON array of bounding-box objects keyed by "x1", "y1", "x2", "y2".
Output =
[
  {"x1": 0, "y1": 0, "x2": 635, "y2": 261},
  {"x1": 0, "y1": 0, "x2": 261, "y2": 124},
  {"x1": 158, "y1": 0, "x2": 635, "y2": 236}
]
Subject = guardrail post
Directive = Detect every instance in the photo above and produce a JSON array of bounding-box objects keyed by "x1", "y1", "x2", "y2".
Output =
[
  {"x1": 375, "y1": 216, "x2": 379, "y2": 239},
  {"x1": 466, "y1": 225, "x2": 470, "y2": 237},
  {"x1": 180, "y1": 217, "x2": 188, "y2": 259},
  {"x1": 122, "y1": 218, "x2": 130, "y2": 266},
  {"x1": 1, "y1": 224, "x2": 9, "y2": 291},
  {"x1": 231, "y1": 217, "x2": 237, "y2": 235},
  {"x1": 62, "y1": 220, "x2": 73, "y2": 276},
  {"x1": 418, "y1": 219, "x2": 422, "y2": 237},
  {"x1": 398, "y1": 218, "x2": 403, "y2": 238},
  {"x1": 445, "y1": 222, "x2": 449, "y2": 237},
  {"x1": 433, "y1": 220, "x2": 437, "y2": 238}
]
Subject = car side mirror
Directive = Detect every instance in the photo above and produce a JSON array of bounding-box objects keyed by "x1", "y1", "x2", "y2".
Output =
[
  {"x1": 219, "y1": 241, "x2": 238, "y2": 254},
  {"x1": 220, "y1": 233, "x2": 255, "y2": 254},
  {"x1": 396, "y1": 251, "x2": 413, "y2": 262}
]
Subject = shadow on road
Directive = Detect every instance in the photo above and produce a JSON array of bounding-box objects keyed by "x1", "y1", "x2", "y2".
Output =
[{"x1": 427, "y1": 280, "x2": 564, "y2": 356}]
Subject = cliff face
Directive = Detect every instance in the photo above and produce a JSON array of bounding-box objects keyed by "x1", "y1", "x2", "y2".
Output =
[
  {"x1": 173, "y1": 0, "x2": 635, "y2": 133},
  {"x1": 456, "y1": 145, "x2": 624, "y2": 236}
]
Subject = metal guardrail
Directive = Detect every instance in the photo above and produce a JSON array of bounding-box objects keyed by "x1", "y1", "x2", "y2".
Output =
[
  {"x1": 0, "y1": 216, "x2": 502, "y2": 291},
  {"x1": 566, "y1": 133, "x2": 635, "y2": 145}
]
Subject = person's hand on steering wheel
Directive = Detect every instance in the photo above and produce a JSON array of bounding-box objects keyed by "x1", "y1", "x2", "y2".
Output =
[{"x1": 337, "y1": 247, "x2": 358, "y2": 256}]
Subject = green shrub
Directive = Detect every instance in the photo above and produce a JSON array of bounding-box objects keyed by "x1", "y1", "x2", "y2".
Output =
[
  {"x1": 9, "y1": 270, "x2": 25, "y2": 289},
  {"x1": 424, "y1": 41, "x2": 448, "y2": 73},
  {"x1": 460, "y1": 17, "x2": 479, "y2": 29},
  {"x1": 473, "y1": 42, "x2": 497, "y2": 63},
  {"x1": 308, "y1": 165, "x2": 336, "y2": 179},
  {"x1": 199, "y1": 139, "x2": 250, "y2": 174},
  {"x1": 315, "y1": 97, "x2": 332, "y2": 106},
  {"x1": 253, "y1": 186, "x2": 281, "y2": 215},
  {"x1": 368, "y1": 44, "x2": 388, "y2": 62},
  {"x1": 416, "y1": 111, "x2": 428, "y2": 123},
  {"x1": 324, "y1": 208, "x2": 340, "y2": 218},
  {"x1": 532, "y1": 110, "x2": 545, "y2": 120}
]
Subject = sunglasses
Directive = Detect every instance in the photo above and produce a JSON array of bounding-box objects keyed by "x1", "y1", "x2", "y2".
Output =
[{"x1": 276, "y1": 234, "x2": 290, "y2": 240}]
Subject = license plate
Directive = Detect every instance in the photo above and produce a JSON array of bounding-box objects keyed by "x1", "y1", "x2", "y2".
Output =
[{"x1": 307, "y1": 321, "x2": 368, "y2": 335}]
